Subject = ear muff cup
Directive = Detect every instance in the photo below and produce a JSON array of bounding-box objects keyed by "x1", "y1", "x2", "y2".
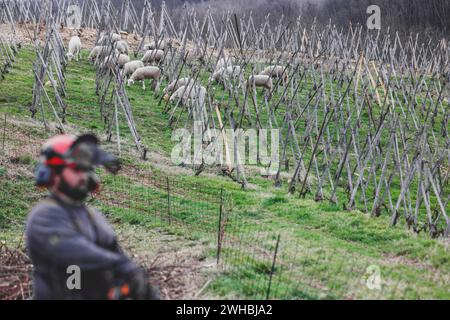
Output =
[
  {"x1": 87, "y1": 172, "x2": 101, "y2": 193},
  {"x1": 35, "y1": 164, "x2": 52, "y2": 187}
]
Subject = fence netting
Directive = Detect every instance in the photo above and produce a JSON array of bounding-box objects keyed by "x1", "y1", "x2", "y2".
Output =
[{"x1": 1, "y1": 173, "x2": 448, "y2": 300}]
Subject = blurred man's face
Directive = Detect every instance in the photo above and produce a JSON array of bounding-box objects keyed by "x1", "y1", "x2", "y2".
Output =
[
  {"x1": 61, "y1": 166, "x2": 89, "y2": 189},
  {"x1": 52, "y1": 166, "x2": 91, "y2": 202}
]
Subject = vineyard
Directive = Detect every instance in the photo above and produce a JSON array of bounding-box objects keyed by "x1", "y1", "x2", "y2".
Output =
[{"x1": 0, "y1": 0, "x2": 449, "y2": 300}]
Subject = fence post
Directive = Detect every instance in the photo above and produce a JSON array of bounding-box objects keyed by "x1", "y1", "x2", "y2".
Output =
[
  {"x1": 166, "y1": 176, "x2": 171, "y2": 225},
  {"x1": 216, "y1": 186, "x2": 224, "y2": 265},
  {"x1": 1, "y1": 113, "x2": 6, "y2": 153},
  {"x1": 266, "y1": 234, "x2": 281, "y2": 300}
]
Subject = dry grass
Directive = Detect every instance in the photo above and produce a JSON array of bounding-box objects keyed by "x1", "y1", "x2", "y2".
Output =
[{"x1": 0, "y1": 243, "x2": 33, "y2": 300}]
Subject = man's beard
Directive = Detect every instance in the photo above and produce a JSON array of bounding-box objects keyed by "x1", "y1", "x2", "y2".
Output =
[{"x1": 58, "y1": 176, "x2": 90, "y2": 202}]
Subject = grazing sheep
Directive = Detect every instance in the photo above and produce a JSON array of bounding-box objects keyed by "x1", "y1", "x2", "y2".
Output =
[
  {"x1": 123, "y1": 60, "x2": 145, "y2": 80},
  {"x1": 112, "y1": 33, "x2": 122, "y2": 42},
  {"x1": 102, "y1": 55, "x2": 115, "y2": 69},
  {"x1": 117, "y1": 54, "x2": 130, "y2": 68},
  {"x1": 127, "y1": 66, "x2": 161, "y2": 91},
  {"x1": 102, "y1": 53, "x2": 129, "y2": 70},
  {"x1": 144, "y1": 40, "x2": 167, "y2": 50},
  {"x1": 142, "y1": 49, "x2": 165, "y2": 64},
  {"x1": 67, "y1": 36, "x2": 81, "y2": 61},
  {"x1": 260, "y1": 65, "x2": 289, "y2": 84},
  {"x1": 114, "y1": 40, "x2": 129, "y2": 55},
  {"x1": 169, "y1": 85, "x2": 207, "y2": 121},
  {"x1": 169, "y1": 84, "x2": 207, "y2": 108},
  {"x1": 45, "y1": 80, "x2": 58, "y2": 88},
  {"x1": 98, "y1": 32, "x2": 121, "y2": 45},
  {"x1": 169, "y1": 84, "x2": 194, "y2": 104},
  {"x1": 247, "y1": 75, "x2": 274, "y2": 96},
  {"x1": 163, "y1": 77, "x2": 194, "y2": 95},
  {"x1": 215, "y1": 57, "x2": 233, "y2": 71},
  {"x1": 210, "y1": 66, "x2": 241, "y2": 83},
  {"x1": 88, "y1": 46, "x2": 109, "y2": 62}
]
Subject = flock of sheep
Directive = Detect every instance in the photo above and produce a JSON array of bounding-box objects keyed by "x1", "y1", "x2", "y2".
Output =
[{"x1": 65, "y1": 32, "x2": 290, "y2": 110}]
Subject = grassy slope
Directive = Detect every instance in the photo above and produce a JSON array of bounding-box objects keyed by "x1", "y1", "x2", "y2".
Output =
[{"x1": 0, "y1": 47, "x2": 449, "y2": 299}]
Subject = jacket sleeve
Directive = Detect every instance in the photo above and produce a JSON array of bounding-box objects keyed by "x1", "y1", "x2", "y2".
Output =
[
  {"x1": 89, "y1": 207, "x2": 130, "y2": 256},
  {"x1": 26, "y1": 203, "x2": 138, "y2": 276}
]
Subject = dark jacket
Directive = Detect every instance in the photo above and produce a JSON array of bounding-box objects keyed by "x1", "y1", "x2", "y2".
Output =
[{"x1": 25, "y1": 194, "x2": 138, "y2": 300}]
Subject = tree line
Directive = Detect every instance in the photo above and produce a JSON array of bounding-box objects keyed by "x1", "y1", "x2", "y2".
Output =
[{"x1": 78, "y1": 0, "x2": 450, "y2": 38}]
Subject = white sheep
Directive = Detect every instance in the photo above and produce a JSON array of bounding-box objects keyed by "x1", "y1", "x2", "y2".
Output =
[
  {"x1": 45, "y1": 80, "x2": 58, "y2": 88},
  {"x1": 260, "y1": 65, "x2": 289, "y2": 84},
  {"x1": 127, "y1": 66, "x2": 161, "y2": 91},
  {"x1": 144, "y1": 40, "x2": 167, "y2": 50},
  {"x1": 98, "y1": 32, "x2": 121, "y2": 45},
  {"x1": 215, "y1": 57, "x2": 233, "y2": 71},
  {"x1": 88, "y1": 46, "x2": 109, "y2": 62},
  {"x1": 123, "y1": 60, "x2": 145, "y2": 80},
  {"x1": 102, "y1": 53, "x2": 129, "y2": 70},
  {"x1": 67, "y1": 36, "x2": 82, "y2": 62},
  {"x1": 102, "y1": 54, "x2": 115, "y2": 69},
  {"x1": 114, "y1": 40, "x2": 129, "y2": 55},
  {"x1": 247, "y1": 75, "x2": 274, "y2": 96},
  {"x1": 210, "y1": 65, "x2": 241, "y2": 83},
  {"x1": 169, "y1": 84, "x2": 205, "y2": 104},
  {"x1": 169, "y1": 84, "x2": 207, "y2": 121},
  {"x1": 163, "y1": 77, "x2": 194, "y2": 95},
  {"x1": 116, "y1": 54, "x2": 130, "y2": 68},
  {"x1": 112, "y1": 34, "x2": 122, "y2": 42},
  {"x1": 141, "y1": 49, "x2": 165, "y2": 64},
  {"x1": 189, "y1": 85, "x2": 208, "y2": 120}
]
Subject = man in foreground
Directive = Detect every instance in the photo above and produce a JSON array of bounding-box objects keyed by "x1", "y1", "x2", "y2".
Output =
[{"x1": 26, "y1": 133, "x2": 159, "y2": 300}]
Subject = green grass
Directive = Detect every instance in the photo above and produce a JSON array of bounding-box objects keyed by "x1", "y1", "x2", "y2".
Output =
[{"x1": 0, "y1": 47, "x2": 449, "y2": 299}]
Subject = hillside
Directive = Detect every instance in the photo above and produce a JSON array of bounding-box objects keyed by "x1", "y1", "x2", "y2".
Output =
[{"x1": 1, "y1": 46, "x2": 449, "y2": 299}]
